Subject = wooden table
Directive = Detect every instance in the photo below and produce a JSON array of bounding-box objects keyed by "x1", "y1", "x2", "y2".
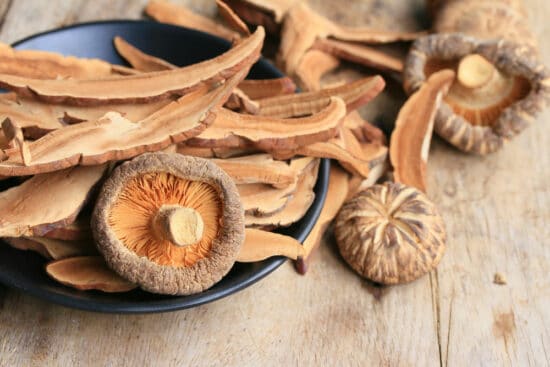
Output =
[{"x1": 0, "y1": 1, "x2": 549, "y2": 365}]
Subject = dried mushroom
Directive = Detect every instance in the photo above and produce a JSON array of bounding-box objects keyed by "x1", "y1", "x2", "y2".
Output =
[
  {"x1": 4, "y1": 236, "x2": 97, "y2": 260},
  {"x1": 46, "y1": 256, "x2": 136, "y2": 293},
  {"x1": 334, "y1": 182, "x2": 446, "y2": 284},
  {"x1": 0, "y1": 27, "x2": 264, "y2": 105},
  {"x1": 404, "y1": 34, "x2": 549, "y2": 154},
  {"x1": 294, "y1": 49, "x2": 340, "y2": 91},
  {"x1": 92, "y1": 153, "x2": 244, "y2": 296},
  {"x1": 146, "y1": 0, "x2": 241, "y2": 42},
  {"x1": 0, "y1": 66, "x2": 251, "y2": 176},
  {"x1": 0, "y1": 165, "x2": 106, "y2": 237},
  {"x1": 390, "y1": 69, "x2": 455, "y2": 192},
  {"x1": 237, "y1": 228, "x2": 303, "y2": 262}
]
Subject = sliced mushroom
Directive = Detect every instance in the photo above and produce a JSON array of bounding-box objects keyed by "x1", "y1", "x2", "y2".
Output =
[
  {"x1": 390, "y1": 69, "x2": 455, "y2": 192},
  {"x1": 0, "y1": 42, "x2": 117, "y2": 79},
  {"x1": 216, "y1": 0, "x2": 250, "y2": 36},
  {"x1": 4, "y1": 236, "x2": 97, "y2": 260},
  {"x1": 257, "y1": 75, "x2": 385, "y2": 118},
  {"x1": 334, "y1": 182, "x2": 446, "y2": 284},
  {"x1": 294, "y1": 49, "x2": 340, "y2": 91},
  {"x1": 43, "y1": 216, "x2": 91, "y2": 241},
  {"x1": 0, "y1": 164, "x2": 106, "y2": 237},
  {"x1": 145, "y1": 0, "x2": 241, "y2": 41},
  {"x1": 0, "y1": 66, "x2": 250, "y2": 176},
  {"x1": 0, "y1": 27, "x2": 264, "y2": 105},
  {"x1": 92, "y1": 153, "x2": 244, "y2": 295},
  {"x1": 237, "y1": 228, "x2": 303, "y2": 262},
  {"x1": 245, "y1": 157, "x2": 319, "y2": 228},
  {"x1": 46, "y1": 256, "x2": 137, "y2": 292},
  {"x1": 186, "y1": 97, "x2": 346, "y2": 151},
  {"x1": 404, "y1": 34, "x2": 549, "y2": 154},
  {"x1": 237, "y1": 77, "x2": 296, "y2": 99}
]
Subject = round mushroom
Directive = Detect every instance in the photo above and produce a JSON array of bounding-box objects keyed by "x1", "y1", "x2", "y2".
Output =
[
  {"x1": 334, "y1": 182, "x2": 446, "y2": 284},
  {"x1": 92, "y1": 153, "x2": 244, "y2": 295},
  {"x1": 403, "y1": 34, "x2": 549, "y2": 154}
]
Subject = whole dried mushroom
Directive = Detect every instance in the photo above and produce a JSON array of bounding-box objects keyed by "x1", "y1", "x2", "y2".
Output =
[
  {"x1": 334, "y1": 182, "x2": 445, "y2": 284},
  {"x1": 92, "y1": 153, "x2": 244, "y2": 295},
  {"x1": 404, "y1": 34, "x2": 549, "y2": 154}
]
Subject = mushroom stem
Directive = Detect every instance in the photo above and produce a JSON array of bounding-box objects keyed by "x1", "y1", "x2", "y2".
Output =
[
  {"x1": 457, "y1": 54, "x2": 497, "y2": 89},
  {"x1": 152, "y1": 204, "x2": 204, "y2": 247}
]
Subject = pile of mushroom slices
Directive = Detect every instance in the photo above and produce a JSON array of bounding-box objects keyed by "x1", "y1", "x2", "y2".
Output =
[{"x1": 0, "y1": 24, "x2": 389, "y2": 296}]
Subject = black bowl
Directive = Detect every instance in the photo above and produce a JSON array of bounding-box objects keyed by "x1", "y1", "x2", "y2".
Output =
[{"x1": 0, "y1": 20, "x2": 330, "y2": 313}]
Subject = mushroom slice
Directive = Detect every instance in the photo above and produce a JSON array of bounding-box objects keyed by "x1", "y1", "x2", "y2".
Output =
[
  {"x1": 257, "y1": 75, "x2": 385, "y2": 118},
  {"x1": 3, "y1": 236, "x2": 97, "y2": 260},
  {"x1": 237, "y1": 156, "x2": 310, "y2": 216},
  {"x1": 295, "y1": 163, "x2": 349, "y2": 274},
  {"x1": 0, "y1": 66, "x2": 250, "y2": 176},
  {"x1": 0, "y1": 94, "x2": 172, "y2": 139},
  {"x1": 145, "y1": 0, "x2": 240, "y2": 42},
  {"x1": 46, "y1": 256, "x2": 137, "y2": 292},
  {"x1": 245, "y1": 157, "x2": 319, "y2": 228},
  {"x1": 113, "y1": 36, "x2": 176, "y2": 72},
  {"x1": 92, "y1": 153, "x2": 244, "y2": 296},
  {"x1": 217, "y1": 0, "x2": 250, "y2": 36},
  {"x1": 186, "y1": 97, "x2": 346, "y2": 151},
  {"x1": 404, "y1": 34, "x2": 549, "y2": 154},
  {"x1": 334, "y1": 182, "x2": 446, "y2": 285},
  {"x1": 313, "y1": 38, "x2": 404, "y2": 73},
  {"x1": 42, "y1": 216, "x2": 91, "y2": 241},
  {"x1": 295, "y1": 49, "x2": 340, "y2": 92},
  {"x1": 237, "y1": 77, "x2": 296, "y2": 99},
  {"x1": 0, "y1": 164, "x2": 106, "y2": 237},
  {"x1": 212, "y1": 154, "x2": 296, "y2": 188},
  {"x1": 0, "y1": 42, "x2": 118, "y2": 79},
  {"x1": 0, "y1": 27, "x2": 264, "y2": 105},
  {"x1": 390, "y1": 69, "x2": 455, "y2": 193},
  {"x1": 177, "y1": 144, "x2": 260, "y2": 159},
  {"x1": 237, "y1": 228, "x2": 303, "y2": 262}
]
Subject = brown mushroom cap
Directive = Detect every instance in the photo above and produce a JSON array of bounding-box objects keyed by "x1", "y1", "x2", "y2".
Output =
[
  {"x1": 92, "y1": 153, "x2": 244, "y2": 295},
  {"x1": 334, "y1": 182, "x2": 446, "y2": 284},
  {"x1": 403, "y1": 34, "x2": 550, "y2": 154}
]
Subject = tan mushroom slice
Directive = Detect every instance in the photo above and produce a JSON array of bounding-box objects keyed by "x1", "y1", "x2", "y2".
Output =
[
  {"x1": 390, "y1": 69, "x2": 455, "y2": 193},
  {"x1": 334, "y1": 182, "x2": 446, "y2": 285},
  {"x1": 237, "y1": 156, "x2": 311, "y2": 216},
  {"x1": 0, "y1": 27, "x2": 264, "y2": 105},
  {"x1": 237, "y1": 77, "x2": 296, "y2": 99},
  {"x1": 145, "y1": 0, "x2": 240, "y2": 42},
  {"x1": 295, "y1": 49, "x2": 340, "y2": 91},
  {"x1": 245, "y1": 157, "x2": 319, "y2": 228},
  {"x1": 0, "y1": 164, "x2": 106, "y2": 237},
  {"x1": 237, "y1": 228, "x2": 303, "y2": 262},
  {"x1": 186, "y1": 97, "x2": 346, "y2": 151},
  {"x1": 278, "y1": 2, "x2": 425, "y2": 74},
  {"x1": 0, "y1": 42, "x2": 118, "y2": 79},
  {"x1": 216, "y1": 0, "x2": 250, "y2": 36},
  {"x1": 177, "y1": 144, "x2": 260, "y2": 159},
  {"x1": 0, "y1": 94, "x2": 172, "y2": 139},
  {"x1": 313, "y1": 38, "x2": 404, "y2": 73},
  {"x1": 212, "y1": 154, "x2": 296, "y2": 188},
  {"x1": 257, "y1": 75, "x2": 385, "y2": 118},
  {"x1": 223, "y1": 88, "x2": 260, "y2": 114},
  {"x1": 92, "y1": 153, "x2": 244, "y2": 296},
  {"x1": 404, "y1": 34, "x2": 549, "y2": 154},
  {"x1": 42, "y1": 216, "x2": 91, "y2": 241},
  {"x1": 0, "y1": 66, "x2": 251, "y2": 177},
  {"x1": 295, "y1": 163, "x2": 349, "y2": 274},
  {"x1": 46, "y1": 256, "x2": 137, "y2": 292},
  {"x1": 2, "y1": 118, "x2": 31, "y2": 165},
  {"x1": 4, "y1": 236, "x2": 97, "y2": 260}
]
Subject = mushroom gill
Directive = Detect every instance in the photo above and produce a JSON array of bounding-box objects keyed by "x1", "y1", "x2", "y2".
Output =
[
  {"x1": 422, "y1": 54, "x2": 531, "y2": 127},
  {"x1": 107, "y1": 172, "x2": 222, "y2": 267}
]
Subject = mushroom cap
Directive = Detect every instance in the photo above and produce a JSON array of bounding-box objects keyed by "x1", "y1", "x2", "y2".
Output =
[
  {"x1": 92, "y1": 153, "x2": 244, "y2": 295},
  {"x1": 334, "y1": 182, "x2": 446, "y2": 284},
  {"x1": 403, "y1": 33, "x2": 550, "y2": 154}
]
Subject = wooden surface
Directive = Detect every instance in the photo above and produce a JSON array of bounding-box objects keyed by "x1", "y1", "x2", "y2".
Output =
[{"x1": 0, "y1": 0, "x2": 549, "y2": 366}]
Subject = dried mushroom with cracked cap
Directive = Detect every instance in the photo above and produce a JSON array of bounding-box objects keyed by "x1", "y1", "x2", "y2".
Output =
[
  {"x1": 92, "y1": 153, "x2": 244, "y2": 296},
  {"x1": 334, "y1": 182, "x2": 446, "y2": 284}
]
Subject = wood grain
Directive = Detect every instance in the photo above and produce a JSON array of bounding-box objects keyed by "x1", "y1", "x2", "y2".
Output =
[{"x1": 0, "y1": 0, "x2": 548, "y2": 366}]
